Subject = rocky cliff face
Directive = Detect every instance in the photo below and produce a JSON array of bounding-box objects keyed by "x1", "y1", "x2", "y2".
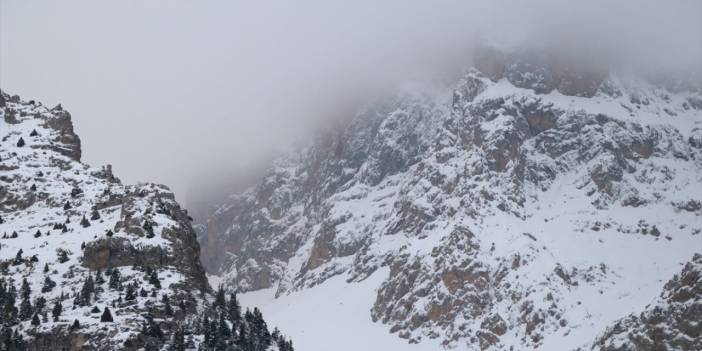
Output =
[
  {"x1": 201, "y1": 48, "x2": 702, "y2": 350},
  {"x1": 593, "y1": 253, "x2": 702, "y2": 351},
  {"x1": 0, "y1": 91, "x2": 288, "y2": 350}
]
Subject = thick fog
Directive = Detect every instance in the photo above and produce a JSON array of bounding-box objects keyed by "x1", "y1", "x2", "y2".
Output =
[{"x1": 1, "y1": 0, "x2": 700, "y2": 219}]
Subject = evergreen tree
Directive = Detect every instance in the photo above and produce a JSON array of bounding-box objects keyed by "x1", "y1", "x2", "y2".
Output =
[
  {"x1": 94, "y1": 269, "x2": 105, "y2": 285},
  {"x1": 214, "y1": 285, "x2": 226, "y2": 308},
  {"x1": 16, "y1": 137, "x2": 25, "y2": 147},
  {"x1": 57, "y1": 249, "x2": 69, "y2": 263},
  {"x1": 125, "y1": 283, "x2": 137, "y2": 301},
  {"x1": 71, "y1": 319, "x2": 80, "y2": 330},
  {"x1": 164, "y1": 295, "x2": 173, "y2": 316},
  {"x1": 90, "y1": 208, "x2": 101, "y2": 221},
  {"x1": 168, "y1": 326, "x2": 186, "y2": 351},
  {"x1": 12, "y1": 330, "x2": 27, "y2": 351},
  {"x1": 31, "y1": 313, "x2": 40, "y2": 326},
  {"x1": 100, "y1": 306, "x2": 113, "y2": 322},
  {"x1": 0, "y1": 326, "x2": 11, "y2": 350},
  {"x1": 218, "y1": 311, "x2": 231, "y2": 339},
  {"x1": 1, "y1": 281, "x2": 18, "y2": 325},
  {"x1": 29, "y1": 129, "x2": 38, "y2": 137},
  {"x1": 43, "y1": 263, "x2": 50, "y2": 274},
  {"x1": 34, "y1": 296, "x2": 46, "y2": 313},
  {"x1": 109, "y1": 269, "x2": 122, "y2": 290},
  {"x1": 206, "y1": 317, "x2": 218, "y2": 348},
  {"x1": 70, "y1": 187, "x2": 82, "y2": 198},
  {"x1": 18, "y1": 279, "x2": 33, "y2": 321},
  {"x1": 52, "y1": 300, "x2": 62, "y2": 321},
  {"x1": 30, "y1": 184, "x2": 37, "y2": 191},
  {"x1": 20, "y1": 278, "x2": 31, "y2": 300},
  {"x1": 143, "y1": 316, "x2": 164, "y2": 340},
  {"x1": 41, "y1": 276, "x2": 56, "y2": 293},
  {"x1": 34, "y1": 230, "x2": 41, "y2": 238},
  {"x1": 79, "y1": 274, "x2": 95, "y2": 306},
  {"x1": 18, "y1": 295, "x2": 32, "y2": 321},
  {"x1": 227, "y1": 293, "x2": 241, "y2": 326},
  {"x1": 63, "y1": 201, "x2": 71, "y2": 210},
  {"x1": 148, "y1": 271, "x2": 161, "y2": 289},
  {"x1": 80, "y1": 215, "x2": 90, "y2": 228},
  {"x1": 13, "y1": 249, "x2": 23, "y2": 265},
  {"x1": 143, "y1": 220, "x2": 155, "y2": 238}
]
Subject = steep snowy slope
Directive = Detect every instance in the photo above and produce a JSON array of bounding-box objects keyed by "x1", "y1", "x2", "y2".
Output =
[
  {"x1": 202, "y1": 48, "x2": 702, "y2": 350},
  {"x1": 0, "y1": 91, "x2": 291, "y2": 351}
]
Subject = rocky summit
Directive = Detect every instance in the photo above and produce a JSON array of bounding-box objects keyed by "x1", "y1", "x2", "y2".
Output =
[
  {"x1": 200, "y1": 48, "x2": 702, "y2": 350},
  {"x1": 0, "y1": 91, "x2": 292, "y2": 351}
]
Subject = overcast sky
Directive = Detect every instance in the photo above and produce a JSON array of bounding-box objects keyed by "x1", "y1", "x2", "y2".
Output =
[{"x1": 1, "y1": 0, "x2": 700, "y2": 215}]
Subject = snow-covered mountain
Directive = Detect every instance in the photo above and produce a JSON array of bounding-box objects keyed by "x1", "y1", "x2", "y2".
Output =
[
  {"x1": 0, "y1": 91, "x2": 292, "y2": 350},
  {"x1": 201, "y1": 47, "x2": 702, "y2": 350}
]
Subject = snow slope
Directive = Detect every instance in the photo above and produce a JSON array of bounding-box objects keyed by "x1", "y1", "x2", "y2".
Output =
[{"x1": 203, "y1": 48, "x2": 702, "y2": 350}]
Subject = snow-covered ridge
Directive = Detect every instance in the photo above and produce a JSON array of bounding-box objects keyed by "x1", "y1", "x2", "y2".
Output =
[
  {"x1": 0, "y1": 91, "x2": 291, "y2": 350},
  {"x1": 202, "y1": 49, "x2": 702, "y2": 350}
]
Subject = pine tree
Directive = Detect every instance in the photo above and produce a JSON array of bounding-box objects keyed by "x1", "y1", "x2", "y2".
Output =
[
  {"x1": 218, "y1": 311, "x2": 231, "y2": 339},
  {"x1": 31, "y1": 313, "x2": 40, "y2": 326},
  {"x1": 29, "y1": 129, "x2": 38, "y2": 137},
  {"x1": 100, "y1": 306, "x2": 113, "y2": 322},
  {"x1": 79, "y1": 274, "x2": 95, "y2": 306},
  {"x1": 52, "y1": 301, "x2": 62, "y2": 321},
  {"x1": 214, "y1": 285, "x2": 226, "y2": 308},
  {"x1": 168, "y1": 326, "x2": 186, "y2": 351},
  {"x1": 247, "y1": 307, "x2": 271, "y2": 351},
  {"x1": 43, "y1": 263, "x2": 50, "y2": 274},
  {"x1": 148, "y1": 271, "x2": 161, "y2": 289},
  {"x1": 18, "y1": 296, "x2": 32, "y2": 321},
  {"x1": 30, "y1": 184, "x2": 37, "y2": 191},
  {"x1": 0, "y1": 279, "x2": 18, "y2": 325},
  {"x1": 63, "y1": 201, "x2": 71, "y2": 210},
  {"x1": 34, "y1": 230, "x2": 41, "y2": 238},
  {"x1": 34, "y1": 296, "x2": 46, "y2": 313},
  {"x1": 12, "y1": 330, "x2": 27, "y2": 351},
  {"x1": 16, "y1": 137, "x2": 25, "y2": 147},
  {"x1": 13, "y1": 249, "x2": 23, "y2": 265},
  {"x1": 143, "y1": 316, "x2": 164, "y2": 340},
  {"x1": 164, "y1": 295, "x2": 173, "y2": 316},
  {"x1": 70, "y1": 187, "x2": 82, "y2": 198},
  {"x1": 227, "y1": 293, "x2": 241, "y2": 326},
  {"x1": 19, "y1": 278, "x2": 33, "y2": 321},
  {"x1": 90, "y1": 208, "x2": 101, "y2": 221},
  {"x1": 125, "y1": 283, "x2": 136, "y2": 301},
  {"x1": 143, "y1": 220, "x2": 155, "y2": 238},
  {"x1": 95, "y1": 269, "x2": 105, "y2": 285},
  {"x1": 57, "y1": 249, "x2": 69, "y2": 263},
  {"x1": 80, "y1": 215, "x2": 90, "y2": 228},
  {"x1": 109, "y1": 269, "x2": 122, "y2": 290},
  {"x1": 41, "y1": 276, "x2": 56, "y2": 293},
  {"x1": 71, "y1": 319, "x2": 80, "y2": 330}
]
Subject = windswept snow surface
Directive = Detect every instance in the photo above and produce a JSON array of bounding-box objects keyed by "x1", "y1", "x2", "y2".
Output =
[{"x1": 235, "y1": 269, "x2": 441, "y2": 351}]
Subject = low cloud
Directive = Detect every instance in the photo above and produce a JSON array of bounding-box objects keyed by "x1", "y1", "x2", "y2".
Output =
[{"x1": 1, "y1": 0, "x2": 699, "y2": 216}]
